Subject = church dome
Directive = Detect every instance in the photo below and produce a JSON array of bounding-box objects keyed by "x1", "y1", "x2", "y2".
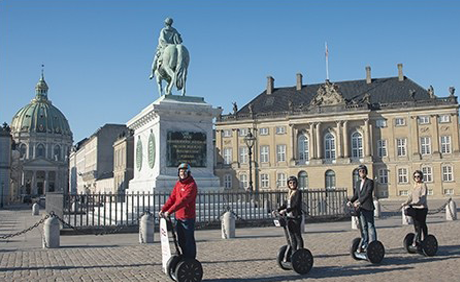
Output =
[{"x1": 10, "y1": 75, "x2": 72, "y2": 136}]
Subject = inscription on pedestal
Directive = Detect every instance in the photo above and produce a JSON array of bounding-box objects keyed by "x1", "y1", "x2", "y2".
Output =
[{"x1": 167, "y1": 131, "x2": 206, "y2": 167}]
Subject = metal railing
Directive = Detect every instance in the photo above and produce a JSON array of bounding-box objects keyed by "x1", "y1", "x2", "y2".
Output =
[{"x1": 62, "y1": 189, "x2": 348, "y2": 229}]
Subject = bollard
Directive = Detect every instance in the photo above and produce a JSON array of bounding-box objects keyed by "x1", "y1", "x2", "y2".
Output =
[
  {"x1": 373, "y1": 199, "x2": 381, "y2": 218},
  {"x1": 32, "y1": 203, "x2": 39, "y2": 216},
  {"x1": 43, "y1": 215, "x2": 60, "y2": 248},
  {"x1": 221, "y1": 211, "x2": 235, "y2": 239},
  {"x1": 351, "y1": 216, "x2": 359, "y2": 230},
  {"x1": 402, "y1": 208, "x2": 413, "y2": 225},
  {"x1": 71, "y1": 201, "x2": 79, "y2": 213},
  {"x1": 301, "y1": 214, "x2": 306, "y2": 233},
  {"x1": 446, "y1": 200, "x2": 457, "y2": 221},
  {"x1": 139, "y1": 213, "x2": 155, "y2": 243}
]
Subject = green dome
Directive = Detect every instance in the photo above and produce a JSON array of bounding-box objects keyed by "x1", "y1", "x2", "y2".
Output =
[{"x1": 10, "y1": 75, "x2": 72, "y2": 136}]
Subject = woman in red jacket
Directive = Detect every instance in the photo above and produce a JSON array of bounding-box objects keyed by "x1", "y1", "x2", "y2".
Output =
[{"x1": 159, "y1": 163, "x2": 198, "y2": 259}]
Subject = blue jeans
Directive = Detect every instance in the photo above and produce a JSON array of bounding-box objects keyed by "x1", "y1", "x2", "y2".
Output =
[
  {"x1": 176, "y1": 219, "x2": 196, "y2": 259},
  {"x1": 359, "y1": 209, "x2": 377, "y2": 250}
]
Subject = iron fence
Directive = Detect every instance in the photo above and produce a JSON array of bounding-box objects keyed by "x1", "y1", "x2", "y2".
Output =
[{"x1": 62, "y1": 189, "x2": 348, "y2": 229}]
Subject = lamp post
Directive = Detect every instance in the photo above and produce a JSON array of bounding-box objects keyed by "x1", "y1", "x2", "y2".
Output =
[{"x1": 244, "y1": 130, "x2": 256, "y2": 194}]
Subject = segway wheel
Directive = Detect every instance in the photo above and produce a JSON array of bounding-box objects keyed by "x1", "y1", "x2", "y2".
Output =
[
  {"x1": 422, "y1": 235, "x2": 438, "y2": 257},
  {"x1": 291, "y1": 248, "x2": 314, "y2": 275},
  {"x1": 166, "y1": 255, "x2": 182, "y2": 281},
  {"x1": 175, "y1": 258, "x2": 203, "y2": 282},
  {"x1": 277, "y1": 245, "x2": 292, "y2": 270},
  {"x1": 350, "y1": 238, "x2": 361, "y2": 260},
  {"x1": 403, "y1": 233, "x2": 416, "y2": 253},
  {"x1": 367, "y1": 240, "x2": 385, "y2": 264}
]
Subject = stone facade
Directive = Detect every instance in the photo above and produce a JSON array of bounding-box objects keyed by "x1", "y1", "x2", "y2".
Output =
[
  {"x1": 215, "y1": 65, "x2": 460, "y2": 198},
  {"x1": 0, "y1": 124, "x2": 12, "y2": 207},
  {"x1": 113, "y1": 131, "x2": 134, "y2": 194}
]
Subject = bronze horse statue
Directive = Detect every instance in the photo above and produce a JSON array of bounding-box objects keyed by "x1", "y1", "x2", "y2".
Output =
[{"x1": 150, "y1": 44, "x2": 190, "y2": 96}]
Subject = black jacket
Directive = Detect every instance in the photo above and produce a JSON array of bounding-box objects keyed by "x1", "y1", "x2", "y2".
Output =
[
  {"x1": 350, "y1": 178, "x2": 375, "y2": 211},
  {"x1": 278, "y1": 190, "x2": 303, "y2": 218}
]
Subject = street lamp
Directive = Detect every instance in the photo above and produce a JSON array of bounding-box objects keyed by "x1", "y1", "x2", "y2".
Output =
[{"x1": 244, "y1": 129, "x2": 256, "y2": 193}]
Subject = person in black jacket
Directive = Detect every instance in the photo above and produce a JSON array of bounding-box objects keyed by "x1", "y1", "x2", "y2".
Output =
[
  {"x1": 276, "y1": 176, "x2": 304, "y2": 261},
  {"x1": 348, "y1": 164, "x2": 377, "y2": 253}
]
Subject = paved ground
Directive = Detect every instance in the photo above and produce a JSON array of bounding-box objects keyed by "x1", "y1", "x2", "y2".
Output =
[{"x1": 1, "y1": 199, "x2": 459, "y2": 282}]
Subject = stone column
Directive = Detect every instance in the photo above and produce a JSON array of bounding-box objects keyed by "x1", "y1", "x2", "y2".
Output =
[
  {"x1": 216, "y1": 130, "x2": 222, "y2": 165},
  {"x1": 410, "y1": 116, "x2": 420, "y2": 158},
  {"x1": 233, "y1": 129, "x2": 238, "y2": 165},
  {"x1": 336, "y1": 121, "x2": 342, "y2": 158},
  {"x1": 452, "y1": 113, "x2": 460, "y2": 153},
  {"x1": 310, "y1": 123, "x2": 317, "y2": 159},
  {"x1": 364, "y1": 119, "x2": 371, "y2": 157},
  {"x1": 432, "y1": 115, "x2": 440, "y2": 156},
  {"x1": 31, "y1": 171, "x2": 36, "y2": 195},
  {"x1": 316, "y1": 122, "x2": 321, "y2": 159},
  {"x1": 343, "y1": 121, "x2": 349, "y2": 158},
  {"x1": 289, "y1": 124, "x2": 295, "y2": 163},
  {"x1": 44, "y1": 171, "x2": 49, "y2": 194}
]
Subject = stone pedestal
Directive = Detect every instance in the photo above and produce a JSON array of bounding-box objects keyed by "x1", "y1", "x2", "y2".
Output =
[{"x1": 127, "y1": 95, "x2": 222, "y2": 193}]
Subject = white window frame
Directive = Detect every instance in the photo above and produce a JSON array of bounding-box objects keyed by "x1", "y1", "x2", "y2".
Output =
[
  {"x1": 420, "y1": 137, "x2": 432, "y2": 155},
  {"x1": 444, "y1": 189, "x2": 454, "y2": 196},
  {"x1": 351, "y1": 132, "x2": 363, "y2": 159},
  {"x1": 239, "y1": 174, "x2": 248, "y2": 189},
  {"x1": 325, "y1": 170, "x2": 336, "y2": 190},
  {"x1": 239, "y1": 147, "x2": 248, "y2": 164},
  {"x1": 396, "y1": 138, "x2": 407, "y2": 157},
  {"x1": 223, "y1": 129, "x2": 232, "y2": 138},
  {"x1": 399, "y1": 190, "x2": 409, "y2": 196},
  {"x1": 275, "y1": 126, "x2": 286, "y2": 135},
  {"x1": 427, "y1": 189, "x2": 434, "y2": 196},
  {"x1": 276, "y1": 144, "x2": 286, "y2": 162},
  {"x1": 441, "y1": 136, "x2": 452, "y2": 154},
  {"x1": 378, "y1": 169, "x2": 388, "y2": 184},
  {"x1": 422, "y1": 166, "x2": 433, "y2": 183},
  {"x1": 298, "y1": 135, "x2": 309, "y2": 163},
  {"x1": 238, "y1": 128, "x2": 248, "y2": 137},
  {"x1": 398, "y1": 168, "x2": 408, "y2": 184},
  {"x1": 261, "y1": 173, "x2": 269, "y2": 188},
  {"x1": 324, "y1": 133, "x2": 336, "y2": 160},
  {"x1": 259, "y1": 128, "x2": 269, "y2": 136},
  {"x1": 377, "y1": 139, "x2": 387, "y2": 157},
  {"x1": 223, "y1": 148, "x2": 232, "y2": 165},
  {"x1": 418, "y1": 116, "x2": 430, "y2": 124},
  {"x1": 395, "y1": 118, "x2": 406, "y2": 126},
  {"x1": 442, "y1": 165, "x2": 454, "y2": 182},
  {"x1": 224, "y1": 174, "x2": 232, "y2": 189},
  {"x1": 277, "y1": 173, "x2": 286, "y2": 188},
  {"x1": 260, "y1": 145, "x2": 269, "y2": 163},
  {"x1": 439, "y1": 115, "x2": 450, "y2": 123}
]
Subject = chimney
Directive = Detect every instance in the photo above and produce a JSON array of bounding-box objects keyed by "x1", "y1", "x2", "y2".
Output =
[
  {"x1": 296, "y1": 73, "x2": 303, "y2": 91},
  {"x1": 267, "y1": 76, "x2": 274, "y2": 95},
  {"x1": 365, "y1": 66, "x2": 372, "y2": 84},
  {"x1": 398, "y1": 63, "x2": 404, "y2": 81}
]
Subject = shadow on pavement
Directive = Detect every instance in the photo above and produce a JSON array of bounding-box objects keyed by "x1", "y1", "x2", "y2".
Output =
[
  {"x1": 202, "y1": 257, "x2": 273, "y2": 264},
  {"x1": 0, "y1": 262, "x2": 159, "y2": 272}
]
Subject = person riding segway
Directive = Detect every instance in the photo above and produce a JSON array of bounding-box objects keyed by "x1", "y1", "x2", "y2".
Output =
[
  {"x1": 273, "y1": 176, "x2": 313, "y2": 275},
  {"x1": 159, "y1": 163, "x2": 203, "y2": 282}
]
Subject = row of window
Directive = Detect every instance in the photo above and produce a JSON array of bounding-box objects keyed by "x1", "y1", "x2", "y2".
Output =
[
  {"x1": 222, "y1": 134, "x2": 453, "y2": 165},
  {"x1": 222, "y1": 126, "x2": 286, "y2": 138},
  {"x1": 19, "y1": 143, "x2": 66, "y2": 161},
  {"x1": 375, "y1": 115, "x2": 451, "y2": 128}
]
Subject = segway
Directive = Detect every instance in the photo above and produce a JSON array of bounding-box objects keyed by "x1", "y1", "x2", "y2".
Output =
[
  {"x1": 160, "y1": 216, "x2": 203, "y2": 282},
  {"x1": 403, "y1": 233, "x2": 438, "y2": 256},
  {"x1": 273, "y1": 212, "x2": 314, "y2": 275},
  {"x1": 349, "y1": 207, "x2": 385, "y2": 264}
]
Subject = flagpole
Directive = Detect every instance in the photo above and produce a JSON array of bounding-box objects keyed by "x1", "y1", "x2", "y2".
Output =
[{"x1": 325, "y1": 42, "x2": 329, "y2": 80}]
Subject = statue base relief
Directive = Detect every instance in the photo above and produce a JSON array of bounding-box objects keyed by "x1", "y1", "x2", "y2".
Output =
[{"x1": 127, "y1": 95, "x2": 223, "y2": 193}]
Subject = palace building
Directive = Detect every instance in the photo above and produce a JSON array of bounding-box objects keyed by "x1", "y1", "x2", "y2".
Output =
[{"x1": 215, "y1": 64, "x2": 459, "y2": 198}]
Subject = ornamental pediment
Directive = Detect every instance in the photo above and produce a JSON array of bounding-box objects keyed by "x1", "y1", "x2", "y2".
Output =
[
  {"x1": 22, "y1": 158, "x2": 57, "y2": 167},
  {"x1": 310, "y1": 80, "x2": 346, "y2": 106}
]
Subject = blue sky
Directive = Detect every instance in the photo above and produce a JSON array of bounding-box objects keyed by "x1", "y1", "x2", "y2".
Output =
[{"x1": 1, "y1": 0, "x2": 459, "y2": 143}]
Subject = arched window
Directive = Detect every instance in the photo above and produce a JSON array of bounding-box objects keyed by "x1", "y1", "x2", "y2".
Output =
[
  {"x1": 324, "y1": 133, "x2": 336, "y2": 160},
  {"x1": 351, "y1": 132, "x2": 363, "y2": 159},
  {"x1": 19, "y1": 143, "x2": 27, "y2": 159},
  {"x1": 36, "y1": 144, "x2": 46, "y2": 158},
  {"x1": 298, "y1": 171, "x2": 308, "y2": 190},
  {"x1": 298, "y1": 135, "x2": 309, "y2": 163},
  {"x1": 54, "y1": 145, "x2": 61, "y2": 161},
  {"x1": 325, "y1": 170, "x2": 336, "y2": 190},
  {"x1": 352, "y1": 169, "x2": 360, "y2": 190}
]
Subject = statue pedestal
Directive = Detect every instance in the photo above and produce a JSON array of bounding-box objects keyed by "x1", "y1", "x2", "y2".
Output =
[{"x1": 127, "y1": 95, "x2": 223, "y2": 193}]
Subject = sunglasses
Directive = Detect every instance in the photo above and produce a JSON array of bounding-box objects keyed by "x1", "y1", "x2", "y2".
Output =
[{"x1": 414, "y1": 175, "x2": 422, "y2": 178}]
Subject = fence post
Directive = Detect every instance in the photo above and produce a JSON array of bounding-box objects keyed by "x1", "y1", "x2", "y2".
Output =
[
  {"x1": 402, "y1": 208, "x2": 413, "y2": 225},
  {"x1": 373, "y1": 198, "x2": 381, "y2": 218},
  {"x1": 446, "y1": 199, "x2": 457, "y2": 221},
  {"x1": 43, "y1": 215, "x2": 60, "y2": 248},
  {"x1": 221, "y1": 211, "x2": 235, "y2": 239},
  {"x1": 139, "y1": 213, "x2": 154, "y2": 243},
  {"x1": 32, "y1": 203, "x2": 39, "y2": 216}
]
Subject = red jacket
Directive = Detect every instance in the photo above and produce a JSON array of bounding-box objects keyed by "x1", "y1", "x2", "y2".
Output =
[{"x1": 161, "y1": 176, "x2": 197, "y2": 219}]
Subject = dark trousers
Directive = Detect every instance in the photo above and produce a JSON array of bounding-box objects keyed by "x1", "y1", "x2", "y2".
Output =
[
  {"x1": 176, "y1": 219, "x2": 196, "y2": 259},
  {"x1": 413, "y1": 208, "x2": 428, "y2": 244},
  {"x1": 359, "y1": 209, "x2": 377, "y2": 250},
  {"x1": 284, "y1": 217, "x2": 304, "y2": 260}
]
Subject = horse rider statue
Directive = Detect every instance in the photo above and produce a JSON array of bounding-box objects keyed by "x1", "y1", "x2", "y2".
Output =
[{"x1": 149, "y1": 17, "x2": 190, "y2": 96}]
